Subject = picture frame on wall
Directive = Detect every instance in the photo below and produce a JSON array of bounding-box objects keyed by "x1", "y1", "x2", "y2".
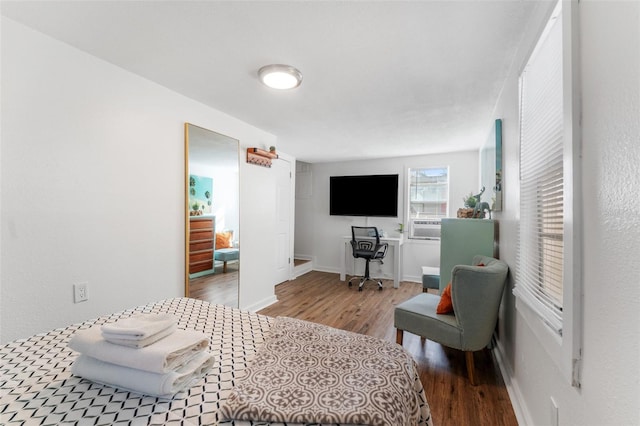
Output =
[
  {"x1": 188, "y1": 174, "x2": 213, "y2": 216},
  {"x1": 480, "y1": 118, "x2": 503, "y2": 212}
]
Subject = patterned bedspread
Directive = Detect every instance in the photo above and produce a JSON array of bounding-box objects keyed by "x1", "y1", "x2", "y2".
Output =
[
  {"x1": 0, "y1": 298, "x2": 432, "y2": 425},
  {"x1": 219, "y1": 317, "x2": 431, "y2": 425}
]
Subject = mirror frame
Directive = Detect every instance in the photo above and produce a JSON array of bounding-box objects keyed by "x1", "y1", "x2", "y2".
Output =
[
  {"x1": 480, "y1": 118, "x2": 503, "y2": 212},
  {"x1": 184, "y1": 123, "x2": 190, "y2": 296},
  {"x1": 184, "y1": 123, "x2": 240, "y2": 304}
]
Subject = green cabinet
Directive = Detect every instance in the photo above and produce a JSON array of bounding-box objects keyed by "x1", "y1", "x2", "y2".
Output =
[{"x1": 439, "y1": 218, "x2": 497, "y2": 291}]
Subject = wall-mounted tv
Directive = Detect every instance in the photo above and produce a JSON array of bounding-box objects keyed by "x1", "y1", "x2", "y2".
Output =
[{"x1": 330, "y1": 174, "x2": 399, "y2": 217}]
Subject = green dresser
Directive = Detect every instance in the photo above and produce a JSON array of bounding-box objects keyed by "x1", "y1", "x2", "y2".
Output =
[{"x1": 439, "y1": 218, "x2": 497, "y2": 292}]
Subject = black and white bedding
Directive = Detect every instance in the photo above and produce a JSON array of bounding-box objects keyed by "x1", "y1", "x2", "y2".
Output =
[{"x1": 0, "y1": 297, "x2": 432, "y2": 425}]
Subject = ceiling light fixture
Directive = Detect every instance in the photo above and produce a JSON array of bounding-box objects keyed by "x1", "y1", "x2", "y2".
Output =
[{"x1": 258, "y1": 64, "x2": 303, "y2": 90}]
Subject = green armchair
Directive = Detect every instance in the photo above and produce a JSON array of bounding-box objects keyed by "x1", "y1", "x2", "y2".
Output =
[{"x1": 394, "y1": 255, "x2": 508, "y2": 384}]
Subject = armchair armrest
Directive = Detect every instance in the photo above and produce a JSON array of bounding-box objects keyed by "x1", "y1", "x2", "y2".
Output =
[{"x1": 373, "y1": 243, "x2": 388, "y2": 259}]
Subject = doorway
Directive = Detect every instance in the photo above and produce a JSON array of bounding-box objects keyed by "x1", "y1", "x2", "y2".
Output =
[{"x1": 274, "y1": 158, "x2": 293, "y2": 284}]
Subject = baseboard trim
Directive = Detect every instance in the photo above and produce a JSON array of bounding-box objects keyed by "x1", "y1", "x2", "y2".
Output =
[
  {"x1": 293, "y1": 254, "x2": 313, "y2": 261},
  {"x1": 293, "y1": 261, "x2": 314, "y2": 279},
  {"x1": 401, "y1": 274, "x2": 422, "y2": 284},
  {"x1": 493, "y1": 340, "x2": 534, "y2": 426},
  {"x1": 311, "y1": 266, "x2": 340, "y2": 274},
  {"x1": 242, "y1": 295, "x2": 278, "y2": 313}
]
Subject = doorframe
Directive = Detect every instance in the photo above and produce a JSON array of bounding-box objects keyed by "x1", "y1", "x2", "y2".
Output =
[{"x1": 275, "y1": 152, "x2": 296, "y2": 282}]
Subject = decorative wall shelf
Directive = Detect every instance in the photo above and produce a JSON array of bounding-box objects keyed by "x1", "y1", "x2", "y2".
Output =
[{"x1": 246, "y1": 148, "x2": 278, "y2": 168}]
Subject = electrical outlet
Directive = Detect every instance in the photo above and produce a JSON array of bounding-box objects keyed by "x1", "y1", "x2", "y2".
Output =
[{"x1": 74, "y1": 282, "x2": 88, "y2": 303}]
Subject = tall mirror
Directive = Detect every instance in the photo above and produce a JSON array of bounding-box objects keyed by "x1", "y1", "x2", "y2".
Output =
[{"x1": 185, "y1": 123, "x2": 239, "y2": 307}]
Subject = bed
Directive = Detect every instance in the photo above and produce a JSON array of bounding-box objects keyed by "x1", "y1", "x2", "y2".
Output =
[{"x1": 0, "y1": 297, "x2": 432, "y2": 425}]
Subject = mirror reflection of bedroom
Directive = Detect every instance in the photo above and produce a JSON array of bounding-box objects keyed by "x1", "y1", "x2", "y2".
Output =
[{"x1": 185, "y1": 123, "x2": 239, "y2": 308}]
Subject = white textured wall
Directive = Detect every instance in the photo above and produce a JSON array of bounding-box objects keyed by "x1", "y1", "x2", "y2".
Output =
[
  {"x1": 0, "y1": 15, "x2": 4, "y2": 342},
  {"x1": 494, "y1": 1, "x2": 640, "y2": 425},
  {"x1": 570, "y1": 2, "x2": 640, "y2": 422},
  {"x1": 302, "y1": 151, "x2": 478, "y2": 281},
  {"x1": 1, "y1": 18, "x2": 278, "y2": 343}
]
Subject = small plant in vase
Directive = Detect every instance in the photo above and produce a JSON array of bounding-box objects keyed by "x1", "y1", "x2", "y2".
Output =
[
  {"x1": 458, "y1": 192, "x2": 478, "y2": 218},
  {"x1": 463, "y1": 192, "x2": 477, "y2": 209}
]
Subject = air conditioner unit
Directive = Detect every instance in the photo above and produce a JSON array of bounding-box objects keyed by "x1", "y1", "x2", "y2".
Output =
[{"x1": 410, "y1": 218, "x2": 441, "y2": 240}]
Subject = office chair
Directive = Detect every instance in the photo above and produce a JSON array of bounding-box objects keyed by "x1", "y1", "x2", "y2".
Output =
[{"x1": 348, "y1": 226, "x2": 389, "y2": 291}]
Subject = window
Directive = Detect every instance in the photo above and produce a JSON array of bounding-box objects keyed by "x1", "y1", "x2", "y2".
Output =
[
  {"x1": 514, "y1": 0, "x2": 582, "y2": 387},
  {"x1": 408, "y1": 167, "x2": 448, "y2": 219},
  {"x1": 516, "y1": 6, "x2": 565, "y2": 333}
]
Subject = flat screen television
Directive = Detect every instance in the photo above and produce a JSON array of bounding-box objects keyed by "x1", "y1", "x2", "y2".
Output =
[{"x1": 329, "y1": 174, "x2": 399, "y2": 217}]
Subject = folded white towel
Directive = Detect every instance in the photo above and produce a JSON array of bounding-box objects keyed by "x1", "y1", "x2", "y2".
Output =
[
  {"x1": 69, "y1": 326, "x2": 209, "y2": 373},
  {"x1": 72, "y1": 351, "x2": 214, "y2": 398},
  {"x1": 104, "y1": 324, "x2": 177, "y2": 348},
  {"x1": 101, "y1": 313, "x2": 177, "y2": 340}
]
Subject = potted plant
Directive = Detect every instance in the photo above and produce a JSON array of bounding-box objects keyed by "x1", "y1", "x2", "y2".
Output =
[{"x1": 463, "y1": 192, "x2": 477, "y2": 209}]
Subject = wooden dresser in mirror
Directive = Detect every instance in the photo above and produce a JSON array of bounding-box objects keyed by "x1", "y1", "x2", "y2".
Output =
[{"x1": 188, "y1": 216, "x2": 215, "y2": 275}]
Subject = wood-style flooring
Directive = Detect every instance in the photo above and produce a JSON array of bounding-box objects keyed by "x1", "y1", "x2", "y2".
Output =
[
  {"x1": 188, "y1": 262, "x2": 239, "y2": 307},
  {"x1": 258, "y1": 270, "x2": 518, "y2": 426}
]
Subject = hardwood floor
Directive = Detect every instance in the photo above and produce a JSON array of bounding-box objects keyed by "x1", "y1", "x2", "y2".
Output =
[
  {"x1": 293, "y1": 258, "x2": 311, "y2": 267},
  {"x1": 188, "y1": 262, "x2": 239, "y2": 307},
  {"x1": 258, "y1": 270, "x2": 518, "y2": 426}
]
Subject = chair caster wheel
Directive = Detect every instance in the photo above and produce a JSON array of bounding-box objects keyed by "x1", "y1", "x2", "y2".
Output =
[
  {"x1": 348, "y1": 282, "x2": 352, "y2": 287},
  {"x1": 378, "y1": 287, "x2": 383, "y2": 291},
  {"x1": 358, "y1": 287, "x2": 363, "y2": 292}
]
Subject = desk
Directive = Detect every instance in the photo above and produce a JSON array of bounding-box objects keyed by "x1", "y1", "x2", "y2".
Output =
[{"x1": 339, "y1": 236, "x2": 404, "y2": 288}]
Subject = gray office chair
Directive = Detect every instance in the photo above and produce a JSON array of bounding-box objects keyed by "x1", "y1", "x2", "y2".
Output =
[{"x1": 348, "y1": 226, "x2": 388, "y2": 291}]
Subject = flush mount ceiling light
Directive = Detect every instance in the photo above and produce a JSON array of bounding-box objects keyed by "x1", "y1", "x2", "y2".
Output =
[{"x1": 258, "y1": 64, "x2": 303, "y2": 90}]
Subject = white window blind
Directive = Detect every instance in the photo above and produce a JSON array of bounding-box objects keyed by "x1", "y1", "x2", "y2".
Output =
[{"x1": 515, "y1": 6, "x2": 564, "y2": 334}]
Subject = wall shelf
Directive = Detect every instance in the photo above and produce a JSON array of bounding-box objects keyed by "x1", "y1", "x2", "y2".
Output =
[{"x1": 246, "y1": 148, "x2": 278, "y2": 168}]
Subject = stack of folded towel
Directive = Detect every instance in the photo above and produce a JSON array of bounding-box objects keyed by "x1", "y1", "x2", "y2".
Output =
[{"x1": 69, "y1": 313, "x2": 214, "y2": 398}]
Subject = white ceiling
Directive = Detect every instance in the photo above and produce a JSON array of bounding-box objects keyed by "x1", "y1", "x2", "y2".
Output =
[{"x1": 1, "y1": 0, "x2": 538, "y2": 163}]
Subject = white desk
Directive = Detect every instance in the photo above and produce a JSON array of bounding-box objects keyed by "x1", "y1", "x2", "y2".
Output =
[{"x1": 339, "y1": 236, "x2": 404, "y2": 288}]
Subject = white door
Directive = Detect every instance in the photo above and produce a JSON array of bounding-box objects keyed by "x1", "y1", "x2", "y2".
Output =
[{"x1": 274, "y1": 158, "x2": 292, "y2": 284}]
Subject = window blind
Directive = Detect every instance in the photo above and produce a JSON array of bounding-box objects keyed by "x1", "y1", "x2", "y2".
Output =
[{"x1": 515, "y1": 8, "x2": 564, "y2": 334}]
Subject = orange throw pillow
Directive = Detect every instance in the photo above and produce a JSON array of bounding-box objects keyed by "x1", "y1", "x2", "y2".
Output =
[
  {"x1": 215, "y1": 231, "x2": 233, "y2": 249},
  {"x1": 436, "y1": 282, "x2": 454, "y2": 314}
]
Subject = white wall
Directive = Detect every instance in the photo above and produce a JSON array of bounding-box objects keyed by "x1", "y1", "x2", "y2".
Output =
[
  {"x1": 0, "y1": 18, "x2": 279, "y2": 343},
  {"x1": 297, "y1": 151, "x2": 478, "y2": 281},
  {"x1": 493, "y1": 1, "x2": 640, "y2": 425}
]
